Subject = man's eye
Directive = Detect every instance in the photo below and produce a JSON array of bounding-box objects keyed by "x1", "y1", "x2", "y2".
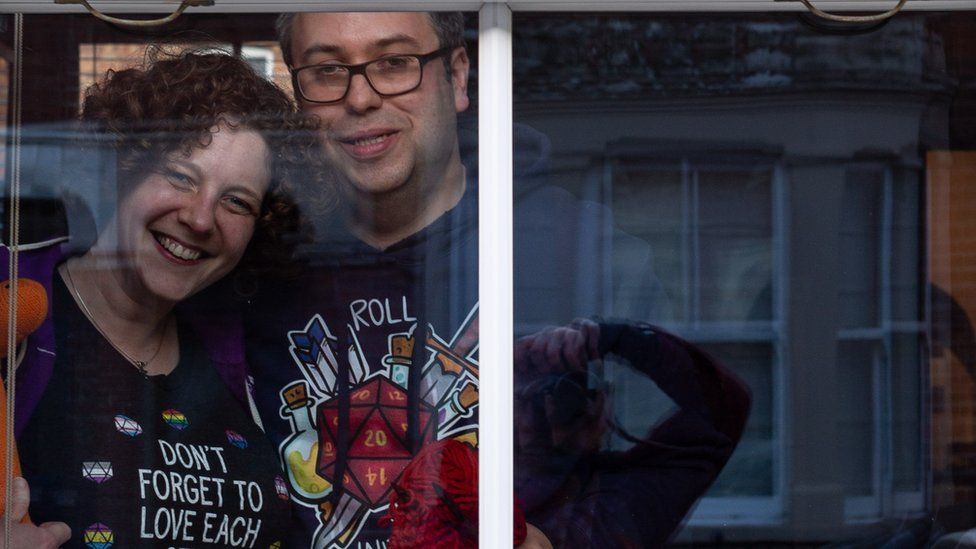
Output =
[
  {"x1": 313, "y1": 64, "x2": 345, "y2": 77},
  {"x1": 375, "y1": 56, "x2": 413, "y2": 71}
]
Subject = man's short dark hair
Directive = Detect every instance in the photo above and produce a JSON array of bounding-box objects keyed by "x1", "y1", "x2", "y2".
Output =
[{"x1": 275, "y1": 11, "x2": 466, "y2": 69}]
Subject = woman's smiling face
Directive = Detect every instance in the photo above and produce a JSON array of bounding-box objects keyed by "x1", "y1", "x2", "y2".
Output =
[{"x1": 113, "y1": 124, "x2": 271, "y2": 304}]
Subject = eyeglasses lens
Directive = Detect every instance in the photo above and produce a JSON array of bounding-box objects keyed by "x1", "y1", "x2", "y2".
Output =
[{"x1": 298, "y1": 55, "x2": 423, "y2": 103}]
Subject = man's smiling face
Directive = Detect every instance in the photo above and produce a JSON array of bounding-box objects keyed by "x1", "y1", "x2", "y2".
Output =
[{"x1": 290, "y1": 12, "x2": 470, "y2": 200}]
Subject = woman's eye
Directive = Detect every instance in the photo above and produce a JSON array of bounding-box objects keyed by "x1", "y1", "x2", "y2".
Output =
[
  {"x1": 164, "y1": 169, "x2": 193, "y2": 189},
  {"x1": 223, "y1": 195, "x2": 257, "y2": 216}
]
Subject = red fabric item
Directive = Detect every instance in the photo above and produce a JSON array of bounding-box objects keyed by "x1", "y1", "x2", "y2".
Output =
[
  {"x1": 383, "y1": 439, "x2": 530, "y2": 547},
  {"x1": 385, "y1": 439, "x2": 478, "y2": 548}
]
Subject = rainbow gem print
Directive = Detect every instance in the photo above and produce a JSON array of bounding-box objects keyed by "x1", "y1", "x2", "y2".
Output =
[
  {"x1": 162, "y1": 409, "x2": 189, "y2": 430},
  {"x1": 226, "y1": 429, "x2": 248, "y2": 449},
  {"x1": 83, "y1": 522, "x2": 114, "y2": 549}
]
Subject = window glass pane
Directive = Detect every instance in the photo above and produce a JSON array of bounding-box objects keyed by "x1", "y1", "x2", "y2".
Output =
[
  {"x1": 837, "y1": 339, "x2": 878, "y2": 498},
  {"x1": 840, "y1": 168, "x2": 881, "y2": 329},
  {"x1": 610, "y1": 160, "x2": 685, "y2": 323},
  {"x1": 79, "y1": 43, "x2": 152, "y2": 100},
  {"x1": 892, "y1": 176, "x2": 924, "y2": 322},
  {"x1": 698, "y1": 168, "x2": 773, "y2": 322},
  {"x1": 3, "y1": 11, "x2": 479, "y2": 549},
  {"x1": 513, "y1": 10, "x2": 972, "y2": 547},
  {"x1": 698, "y1": 342, "x2": 774, "y2": 497},
  {"x1": 893, "y1": 333, "x2": 923, "y2": 492}
]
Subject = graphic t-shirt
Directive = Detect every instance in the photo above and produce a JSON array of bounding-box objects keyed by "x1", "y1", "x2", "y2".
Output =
[
  {"x1": 19, "y1": 276, "x2": 292, "y2": 548},
  {"x1": 247, "y1": 190, "x2": 479, "y2": 549}
]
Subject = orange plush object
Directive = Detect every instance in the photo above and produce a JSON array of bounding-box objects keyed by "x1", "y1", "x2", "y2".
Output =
[
  {"x1": 0, "y1": 381, "x2": 26, "y2": 520},
  {"x1": 0, "y1": 278, "x2": 47, "y2": 358},
  {"x1": 0, "y1": 277, "x2": 48, "y2": 521}
]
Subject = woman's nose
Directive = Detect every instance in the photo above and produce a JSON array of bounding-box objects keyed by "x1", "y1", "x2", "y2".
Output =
[{"x1": 177, "y1": 195, "x2": 217, "y2": 233}]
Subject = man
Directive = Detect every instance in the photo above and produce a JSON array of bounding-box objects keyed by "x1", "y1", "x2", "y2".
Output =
[
  {"x1": 278, "y1": 12, "x2": 469, "y2": 251},
  {"x1": 247, "y1": 11, "x2": 748, "y2": 549},
  {"x1": 248, "y1": 12, "x2": 484, "y2": 549}
]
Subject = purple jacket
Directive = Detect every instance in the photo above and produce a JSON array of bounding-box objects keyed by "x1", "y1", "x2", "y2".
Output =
[{"x1": 3, "y1": 238, "x2": 250, "y2": 437}]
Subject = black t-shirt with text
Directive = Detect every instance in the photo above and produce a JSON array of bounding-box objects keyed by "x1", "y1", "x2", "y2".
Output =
[{"x1": 19, "y1": 276, "x2": 291, "y2": 548}]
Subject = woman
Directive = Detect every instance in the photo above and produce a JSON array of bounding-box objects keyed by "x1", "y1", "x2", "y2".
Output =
[{"x1": 9, "y1": 51, "x2": 324, "y2": 547}]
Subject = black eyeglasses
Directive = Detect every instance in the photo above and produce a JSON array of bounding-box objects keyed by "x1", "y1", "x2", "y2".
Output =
[{"x1": 291, "y1": 47, "x2": 455, "y2": 104}]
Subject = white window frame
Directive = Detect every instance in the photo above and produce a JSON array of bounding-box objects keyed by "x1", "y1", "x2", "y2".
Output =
[
  {"x1": 839, "y1": 162, "x2": 927, "y2": 521},
  {"x1": 4, "y1": 2, "x2": 976, "y2": 547},
  {"x1": 241, "y1": 44, "x2": 276, "y2": 79}
]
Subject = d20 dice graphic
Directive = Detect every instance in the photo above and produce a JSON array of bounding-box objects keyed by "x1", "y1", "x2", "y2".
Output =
[
  {"x1": 162, "y1": 409, "x2": 189, "y2": 430},
  {"x1": 82, "y1": 461, "x2": 113, "y2": 484},
  {"x1": 317, "y1": 377, "x2": 434, "y2": 507},
  {"x1": 226, "y1": 430, "x2": 248, "y2": 449},
  {"x1": 346, "y1": 459, "x2": 401, "y2": 506},
  {"x1": 113, "y1": 415, "x2": 142, "y2": 437},
  {"x1": 83, "y1": 522, "x2": 114, "y2": 549},
  {"x1": 380, "y1": 384, "x2": 409, "y2": 408},
  {"x1": 381, "y1": 407, "x2": 433, "y2": 446},
  {"x1": 347, "y1": 409, "x2": 409, "y2": 459}
]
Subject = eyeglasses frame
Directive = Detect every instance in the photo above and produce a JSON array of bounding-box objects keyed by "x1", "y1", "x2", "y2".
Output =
[{"x1": 291, "y1": 46, "x2": 457, "y2": 105}]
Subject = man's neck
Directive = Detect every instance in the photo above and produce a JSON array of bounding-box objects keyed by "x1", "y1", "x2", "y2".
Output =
[{"x1": 347, "y1": 162, "x2": 466, "y2": 251}]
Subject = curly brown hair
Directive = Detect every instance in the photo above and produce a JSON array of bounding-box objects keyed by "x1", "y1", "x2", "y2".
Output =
[{"x1": 80, "y1": 49, "x2": 331, "y2": 282}]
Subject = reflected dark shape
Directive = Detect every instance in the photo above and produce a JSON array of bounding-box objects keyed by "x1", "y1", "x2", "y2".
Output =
[
  {"x1": 931, "y1": 283, "x2": 976, "y2": 377},
  {"x1": 514, "y1": 320, "x2": 751, "y2": 548}
]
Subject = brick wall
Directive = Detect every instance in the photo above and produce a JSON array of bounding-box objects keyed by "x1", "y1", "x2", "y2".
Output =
[{"x1": 928, "y1": 151, "x2": 976, "y2": 505}]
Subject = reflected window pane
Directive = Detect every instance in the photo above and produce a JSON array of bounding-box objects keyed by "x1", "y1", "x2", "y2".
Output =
[
  {"x1": 837, "y1": 339, "x2": 878, "y2": 498},
  {"x1": 892, "y1": 177, "x2": 924, "y2": 323},
  {"x1": 513, "y1": 10, "x2": 960, "y2": 546},
  {"x1": 699, "y1": 342, "x2": 774, "y2": 497},
  {"x1": 698, "y1": 168, "x2": 773, "y2": 322},
  {"x1": 893, "y1": 333, "x2": 923, "y2": 493},
  {"x1": 840, "y1": 168, "x2": 882, "y2": 329},
  {"x1": 611, "y1": 161, "x2": 685, "y2": 323}
]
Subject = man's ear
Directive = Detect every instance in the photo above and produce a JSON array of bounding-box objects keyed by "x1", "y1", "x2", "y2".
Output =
[{"x1": 450, "y1": 47, "x2": 470, "y2": 113}]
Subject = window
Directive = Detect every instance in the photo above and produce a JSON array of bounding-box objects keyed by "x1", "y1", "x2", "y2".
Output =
[
  {"x1": 839, "y1": 162, "x2": 925, "y2": 519},
  {"x1": 512, "y1": 11, "x2": 968, "y2": 545},
  {"x1": 608, "y1": 152, "x2": 780, "y2": 506},
  {"x1": 3, "y1": 4, "x2": 976, "y2": 548}
]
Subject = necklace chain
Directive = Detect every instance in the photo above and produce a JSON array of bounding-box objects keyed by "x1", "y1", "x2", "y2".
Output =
[{"x1": 62, "y1": 261, "x2": 168, "y2": 377}]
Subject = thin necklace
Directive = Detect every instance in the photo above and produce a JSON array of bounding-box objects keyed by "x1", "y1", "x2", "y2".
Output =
[{"x1": 62, "y1": 261, "x2": 168, "y2": 378}]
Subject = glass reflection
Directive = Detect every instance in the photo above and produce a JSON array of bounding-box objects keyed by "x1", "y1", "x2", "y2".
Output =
[{"x1": 513, "y1": 11, "x2": 973, "y2": 547}]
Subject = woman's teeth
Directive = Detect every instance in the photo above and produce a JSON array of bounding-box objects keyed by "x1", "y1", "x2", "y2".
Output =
[
  {"x1": 353, "y1": 134, "x2": 388, "y2": 146},
  {"x1": 157, "y1": 235, "x2": 201, "y2": 261}
]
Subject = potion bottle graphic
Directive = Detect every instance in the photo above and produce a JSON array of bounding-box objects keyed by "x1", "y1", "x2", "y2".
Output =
[{"x1": 279, "y1": 381, "x2": 333, "y2": 502}]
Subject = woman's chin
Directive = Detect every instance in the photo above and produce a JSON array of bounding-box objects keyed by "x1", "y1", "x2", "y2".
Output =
[{"x1": 135, "y1": 276, "x2": 198, "y2": 305}]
